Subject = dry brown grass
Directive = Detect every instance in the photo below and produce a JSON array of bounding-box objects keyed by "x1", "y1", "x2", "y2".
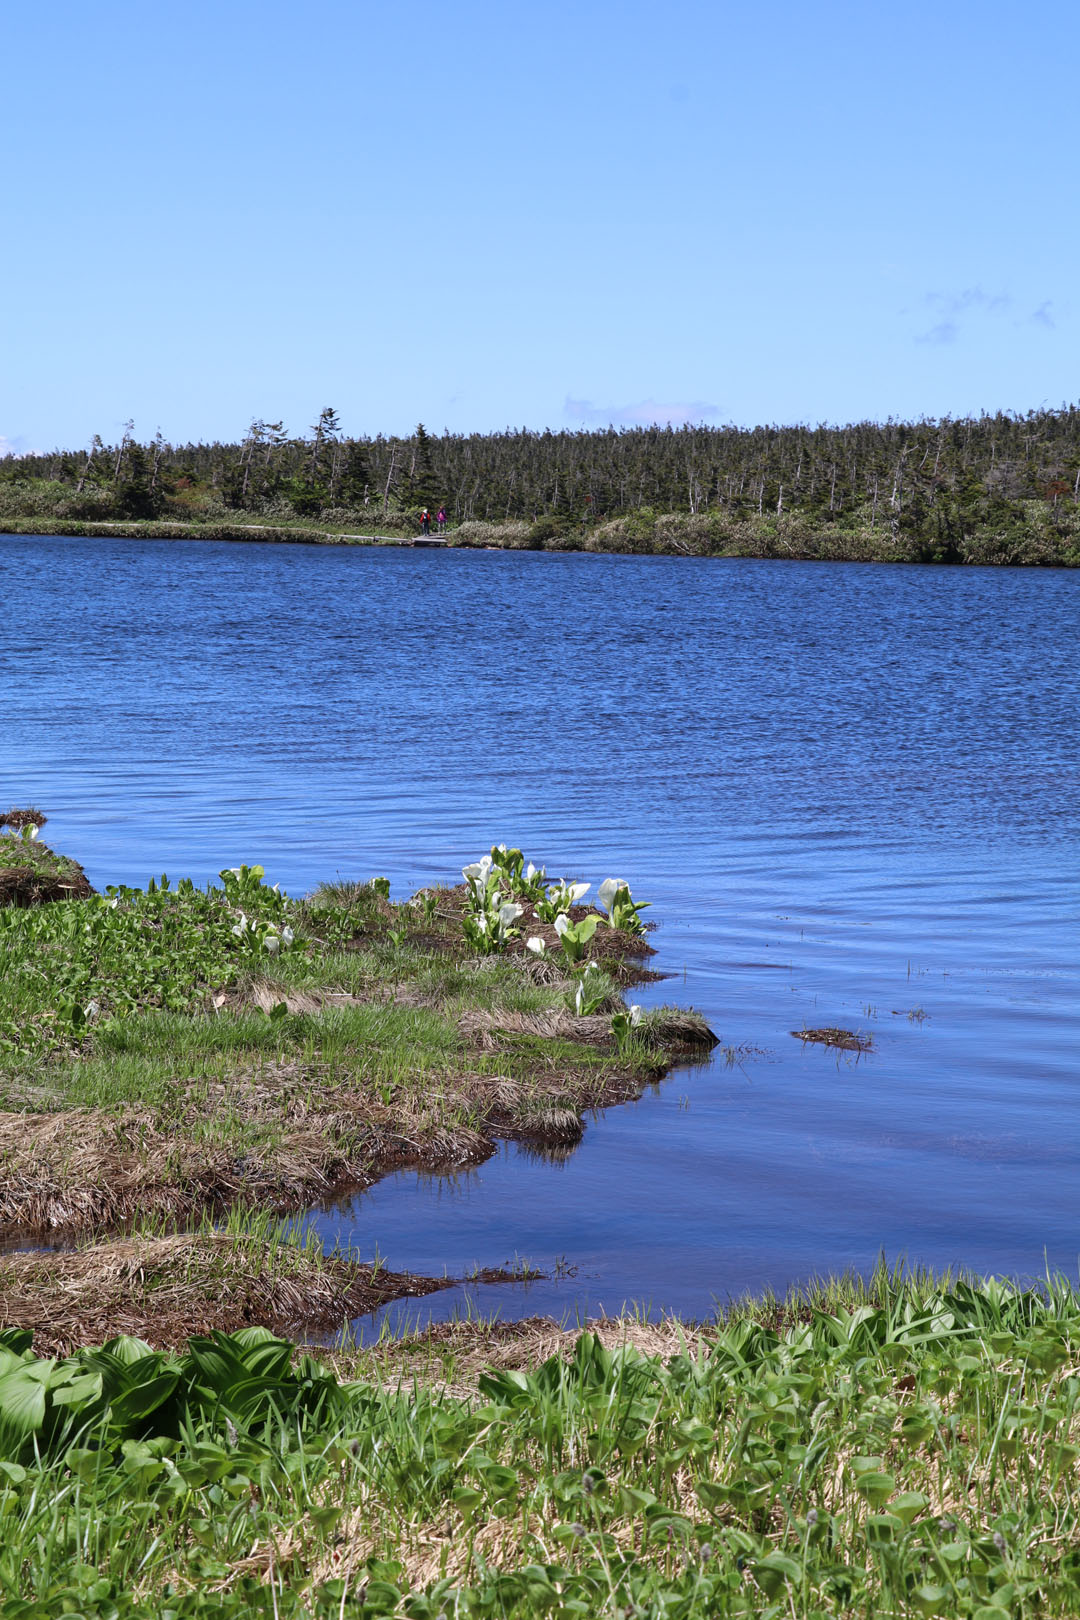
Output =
[
  {"x1": 0, "y1": 1231, "x2": 449, "y2": 1354},
  {"x1": 458, "y1": 1008, "x2": 620, "y2": 1046},
  {"x1": 322, "y1": 1313, "x2": 711, "y2": 1397},
  {"x1": 0, "y1": 808, "x2": 47, "y2": 830},
  {"x1": 217, "y1": 982, "x2": 364, "y2": 1016},
  {"x1": 792, "y1": 1026, "x2": 873, "y2": 1052},
  {"x1": 0, "y1": 1039, "x2": 676, "y2": 1239},
  {"x1": 0, "y1": 1102, "x2": 360, "y2": 1235},
  {"x1": 459, "y1": 1006, "x2": 715, "y2": 1052}
]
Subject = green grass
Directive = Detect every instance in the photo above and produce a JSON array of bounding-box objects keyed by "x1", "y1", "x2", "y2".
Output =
[{"x1": 3, "y1": 1268, "x2": 1080, "y2": 1615}]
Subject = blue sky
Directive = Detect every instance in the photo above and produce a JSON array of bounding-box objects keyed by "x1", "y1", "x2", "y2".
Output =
[{"x1": 2, "y1": 0, "x2": 1075, "y2": 452}]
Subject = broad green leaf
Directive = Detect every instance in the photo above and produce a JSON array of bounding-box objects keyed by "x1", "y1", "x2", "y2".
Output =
[
  {"x1": 752, "y1": 1552, "x2": 802, "y2": 1596},
  {"x1": 854, "y1": 1470, "x2": 896, "y2": 1506},
  {"x1": 891, "y1": 1490, "x2": 930, "y2": 1525},
  {"x1": 0, "y1": 1365, "x2": 51, "y2": 1439},
  {"x1": 100, "y1": 1335, "x2": 157, "y2": 1365},
  {"x1": 50, "y1": 1372, "x2": 104, "y2": 1409}
]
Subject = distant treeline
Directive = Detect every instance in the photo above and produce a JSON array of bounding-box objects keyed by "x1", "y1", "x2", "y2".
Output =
[{"x1": 4, "y1": 405, "x2": 1080, "y2": 564}]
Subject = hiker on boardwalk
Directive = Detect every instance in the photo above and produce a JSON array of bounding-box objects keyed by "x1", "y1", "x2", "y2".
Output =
[
  {"x1": 436, "y1": 506, "x2": 447, "y2": 533},
  {"x1": 420, "y1": 507, "x2": 431, "y2": 535}
]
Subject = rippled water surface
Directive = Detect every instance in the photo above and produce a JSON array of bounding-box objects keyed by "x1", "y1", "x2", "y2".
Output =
[{"x1": 3, "y1": 535, "x2": 1078, "y2": 1333}]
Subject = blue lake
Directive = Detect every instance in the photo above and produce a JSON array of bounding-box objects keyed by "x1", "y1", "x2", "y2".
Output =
[{"x1": 2, "y1": 534, "x2": 1078, "y2": 1334}]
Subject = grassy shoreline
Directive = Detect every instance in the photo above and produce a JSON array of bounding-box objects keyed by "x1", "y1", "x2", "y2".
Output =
[
  {"x1": 3, "y1": 1268, "x2": 1080, "y2": 1616},
  {"x1": 4, "y1": 512, "x2": 1079, "y2": 565},
  {"x1": 0, "y1": 1220, "x2": 452, "y2": 1358},
  {"x1": 0, "y1": 831, "x2": 711, "y2": 1334},
  {"x1": 4, "y1": 830, "x2": 1080, "y2": 1613}
]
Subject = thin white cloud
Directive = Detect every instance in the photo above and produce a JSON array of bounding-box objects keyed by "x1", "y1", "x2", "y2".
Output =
[
  {"x1": 565, "y1": 396, "x2": 719, "y2": 427},
  {"x1": 1030, "y1": 300, "x2": 1056, "y2": 329},
  {"x1": 0, "y1": 435, "x2": 40, "y2": 458}
]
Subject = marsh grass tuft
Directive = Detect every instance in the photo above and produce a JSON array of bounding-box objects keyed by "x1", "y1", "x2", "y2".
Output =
[
  {"x1": 0, "y1": 806, "x2": 47, "y2": 830},
  {"x1": 0, "y1": 828, "x2": 94, "y2": 907}
]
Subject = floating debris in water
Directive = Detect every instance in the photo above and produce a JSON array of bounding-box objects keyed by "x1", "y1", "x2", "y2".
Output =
[{"x1": 792, "y1": 1026, "x2": 873, "y2": 1052}]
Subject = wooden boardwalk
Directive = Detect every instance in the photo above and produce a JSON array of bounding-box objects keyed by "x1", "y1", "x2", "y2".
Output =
[{"x1": 336, "y1": 533, "x2": 449, "y2": 547}]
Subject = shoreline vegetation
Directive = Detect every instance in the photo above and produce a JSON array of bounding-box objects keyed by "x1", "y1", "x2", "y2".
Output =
[
  {"x1": 5, "y1": 406, "x2": 1080, "y2": 565},
  {"x1": 5, "y1": 1268, "x2": 1080, "y2": 1615},
  {"x1": 0, "y1": 823, "x2": 712, "y2": 1339},
  {"x1": 5, "y1": 826, "x2": 1080, "y2": 1614},
  {"x1": 4, "y1": 509, "x2": 1079, "y2": 566}
]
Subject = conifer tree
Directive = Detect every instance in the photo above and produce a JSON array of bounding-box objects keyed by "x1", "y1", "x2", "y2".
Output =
[
  {"x1": 307, "y1": 407, "x2": 340, "y2": 488},
  {"x1": 338, "y1": 440, "x2": 370, "y2": 505},
  {"x1": 404, "y1": 422, "x2": 438, "y2": 510}
]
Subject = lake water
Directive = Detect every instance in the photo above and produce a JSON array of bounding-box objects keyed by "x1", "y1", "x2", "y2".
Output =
[{"x1": 3, "y1": 534, "x2": 1078, "y2": 1335}]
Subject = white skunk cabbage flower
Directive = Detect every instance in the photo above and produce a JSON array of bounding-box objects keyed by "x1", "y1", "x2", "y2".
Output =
[
  {"x1": 264, "y1": 933, "x2": 281, "y2": 954},
  {"x1": 566, "y1": 881, "x2": 590, "y2": 905},
  {"x1": 463, "y1": 855, "x2": 493, "y2": 888},
  {"x1": 629, "y1": 1004, "x2": 643, "y2": 1026},
  {"x1": 498, "y1": 901, "x2": 523, "y2": 929},
  {"x1": 526, "y1": 936, "x2": 546, "y2": 955},
  {"x1": 281, "y1": 926, "x2": 294, "y2": 947},
  {"x1": 230, "y1": 913, "x2": 250, "y2": 938},
  {"x1": 28, "y1": 825, "x2": 39, "y2": 841},
  {"x1": 553, "y1": 914, "x2": 570, "y2": 938},
  {"x1": 597, "y1": 878, "x2": 624, "y2": 915}
]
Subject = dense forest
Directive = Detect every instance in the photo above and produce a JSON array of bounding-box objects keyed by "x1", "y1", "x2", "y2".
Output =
[{"x1": 3, "y1": 404, "x2": 1080, "y2": 563}]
